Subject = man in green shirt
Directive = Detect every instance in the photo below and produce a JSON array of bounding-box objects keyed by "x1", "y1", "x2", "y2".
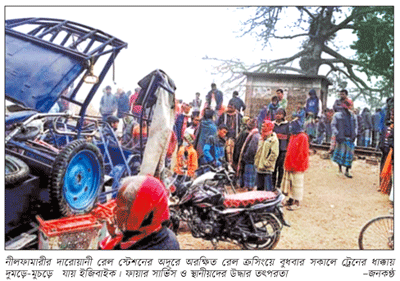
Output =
[{"x1": 277, "y1": 89, "x2": 287, "y2": 110}]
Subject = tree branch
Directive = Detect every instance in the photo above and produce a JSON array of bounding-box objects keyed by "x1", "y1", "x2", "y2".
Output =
[
  {"x1": 297, "y1": 6, "x2": 316, "y2": 20},
  {"x1": 327, "y1": 7, "x2": 377, "y2": 36},
  {"x1": 272, "y1": 33, "x2": 310, "y2": 39},
  {"x1": 322, "y1": 45, "x2": 382, "y2": 92}
]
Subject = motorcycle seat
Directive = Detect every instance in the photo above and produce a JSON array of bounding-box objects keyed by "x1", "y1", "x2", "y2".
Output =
[{"x1": 223, "y1": 191, "x2": 277, "y2": 208}]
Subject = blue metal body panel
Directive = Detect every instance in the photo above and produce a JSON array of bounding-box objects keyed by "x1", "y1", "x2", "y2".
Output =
[{"x1": 5, "y1": 34, "x2": 83, "y2": 113}]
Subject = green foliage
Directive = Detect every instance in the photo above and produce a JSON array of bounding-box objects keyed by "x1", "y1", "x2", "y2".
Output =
[
  {"x1": 351, "y1": 7, "x2": 394, "y2": 91},
  {"x1": 206, "y1": 6, "x2": 394, "y2": 108}
]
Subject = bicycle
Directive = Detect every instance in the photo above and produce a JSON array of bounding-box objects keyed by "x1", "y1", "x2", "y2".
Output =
[{"x1": 358, "y1": 213, "x2": 394, "y2": 250}]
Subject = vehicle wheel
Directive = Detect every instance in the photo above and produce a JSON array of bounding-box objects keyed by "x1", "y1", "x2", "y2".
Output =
[
  {"x1": 358, "y1": 215, "x2": 394, "y2": 250},
  {"x1": 242, "y1": 215, "x2": 281, "y2": 250},
  {"x1": 168, "y1": 208, "x2": 180, "y2": 235},
  {"x1": 5, "y1": 154, "x2": 30, "y2": 185},
  {"x1": 49, "y1": 139, "x2": 104, "y2": 216},
  {"x1": 121, "y1": 154, "x2": 141, "y2": 178}
]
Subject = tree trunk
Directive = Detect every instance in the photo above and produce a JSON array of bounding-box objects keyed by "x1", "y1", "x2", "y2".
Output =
[{"x1": 300, "y1": 7, "x2": 334, "y2": 76}]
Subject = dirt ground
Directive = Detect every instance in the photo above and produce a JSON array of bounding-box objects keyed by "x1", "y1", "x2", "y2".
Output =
[{"x1": 176, "y1": 152, "x2": 393, "y2": 250}]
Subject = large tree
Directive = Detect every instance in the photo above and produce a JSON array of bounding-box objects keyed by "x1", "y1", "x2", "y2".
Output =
[{"x1": 206, "y1": 6, "x2": 394, "y2": 107}]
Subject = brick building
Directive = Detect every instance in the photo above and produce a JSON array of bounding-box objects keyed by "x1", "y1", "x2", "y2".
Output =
[{"x1": 244, "y1": 72, "x2": 332, "y2": 120}]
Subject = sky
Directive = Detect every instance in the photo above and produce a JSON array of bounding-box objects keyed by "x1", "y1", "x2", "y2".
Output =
[
  {"x1": 6, "y1": 6, "x2": 277, "y2": 110},
  {"x1": 2, "y1": 2, "x2": 399, "y2": 277},
  {"x1": 4, "y1": 4, "x2": 391, "y2": 112}
]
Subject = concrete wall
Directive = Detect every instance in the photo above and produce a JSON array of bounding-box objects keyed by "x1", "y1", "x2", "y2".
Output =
[{"x1": 244, "y1": 74, "x2": 330, "y2": 120}]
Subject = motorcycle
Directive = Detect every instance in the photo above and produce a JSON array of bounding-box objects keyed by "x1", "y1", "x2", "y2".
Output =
[
  {"x1": 167, "y1": 176, "x2": 290, "y2": 250},
  {"x1": 193, "y1": 162, "x2": 237, "y2": 193}
]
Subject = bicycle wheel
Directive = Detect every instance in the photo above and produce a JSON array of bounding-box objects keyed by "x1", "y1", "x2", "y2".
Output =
[{"x1": 358, "y1": 215, "x2": 394, "y2": 250}]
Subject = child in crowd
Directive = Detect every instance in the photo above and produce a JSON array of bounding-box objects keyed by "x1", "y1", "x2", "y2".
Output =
[
  {"x1": 254, "y1": 120, "x2": 279, "y2": 191},
  {"x1": 257, "y1": 96, "x2": 280, "y2": 130},
  {"x1": 174, "y1": 133, "x2": 198, "y2": 180},
  {"x1": 281, "y1": 119, "x2": 309, "y2": 211},
  {"x1": 292, "y1": 101, "x2": 306, "y2": 127}
]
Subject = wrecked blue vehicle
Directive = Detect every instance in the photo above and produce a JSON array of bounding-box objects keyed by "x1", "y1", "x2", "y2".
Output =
[{"x1": 5, "y1": 18, "x2": 177, "y2": 249}]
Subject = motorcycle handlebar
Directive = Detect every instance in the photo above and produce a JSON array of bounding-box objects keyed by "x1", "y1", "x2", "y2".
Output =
[{"x1": 203, "y1": 185, "x2": 221, "y2": 195}]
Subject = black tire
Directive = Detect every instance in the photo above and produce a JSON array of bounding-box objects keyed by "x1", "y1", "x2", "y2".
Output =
[
  {"x1": 49, "y1": 139, "x2": 104, "y2": 217},
  {"x1": 242, "y1": 214, "x2": 281, "y2": 250},
  {"x1": 358, "y1": 215, "x2": 394, "y2": 250},
  {"x1": 168, "y1": 208, "x2": 180, "y2": 235},
  {"x1": 5, "y1": 154, "x2": 30, "y2": 185}
]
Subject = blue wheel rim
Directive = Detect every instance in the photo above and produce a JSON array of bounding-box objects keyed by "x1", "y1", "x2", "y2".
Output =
[{"x1": 63, "y1": 149, "x2": 101, "y2": 211}]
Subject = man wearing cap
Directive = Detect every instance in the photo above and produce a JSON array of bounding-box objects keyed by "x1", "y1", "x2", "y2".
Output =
[
  {"x1": 99, "y1": 85, "x2": 118, "y2": 122},
  {"x1": 330, "y1": 98, "x2": 358, "y2": 178},
  {"x1": 254, "y1": 120, "x2": 279, "y2": 191}
]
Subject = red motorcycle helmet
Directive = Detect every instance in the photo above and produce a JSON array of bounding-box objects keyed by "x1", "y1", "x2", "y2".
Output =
[
  {"x1": 116, "y1": 175, "x2": 169, "y2": 233},
  {"x1": 101, "y1": 175, "x2": 170, "y2": 249}
]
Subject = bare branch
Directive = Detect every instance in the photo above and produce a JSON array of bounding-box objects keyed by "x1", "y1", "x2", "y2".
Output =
[
  {"x1": 327, "y1": 7, "x2": 376, "y2": 37},
  {"x1": 321, "y1": 46, "x2": 382, "y2": 92},
  {"x1": 273, "y1": 33, "x2": 310, "y2": 39},
  {"x1": 296, "y1": 6, "x2": 316, "y2": 20}
]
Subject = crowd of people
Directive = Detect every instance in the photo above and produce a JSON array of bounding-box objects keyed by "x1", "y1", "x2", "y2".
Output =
[
  {"x1": 98, "y1": 84, "x2": 394, "y2": 206},
  {"x1": 96, "y1": 83, "x2": 393, "y2": 250}
]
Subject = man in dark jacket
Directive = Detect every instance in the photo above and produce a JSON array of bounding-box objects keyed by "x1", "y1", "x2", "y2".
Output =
[
  {"x1": 304, "y1": 89, "x2": 320, "y2": 142},
  {"x1": 331, "y1": 99, "x2": 358, "y2": 178},
  {"x1": 240, "y1": 119, "x2": 260, "y2": 191},
  {"x1": 316, "y1": 108, "x2": 334, "y2": 144},
  {"x1": 174, "y1": 103, "x2": 192, "y2": 146},
  {"x1": 205, "y1": 83, "x2": 223, "y2": 114},
  {"x1": 233, "y1": 117, "x2": 252, "y2": 188},
  {"x1": 217, "y1": 102, "x2": 242, "y2": 165},
  {"x1": 305, "y1": 89, "x2": 320, "y2": 117},
  {"x1": 272, "y1": 108, "x2": 290, "y2": 189},
  {"x1": 194, "y1": 108, "x2": 217, "y2": 163},
  {"x1": 354, "y1": 108, "x2": 364, "y2": 147},
  {"x1": 371, "y1": 108, "x2": 382, "y2": 148},
  {"x1": 203, "y1": 124, "x2": 228, "y2": 167},
  {"x1": 361, "y1": 107, "x2": 372, "y2": 147},
  {"x1": 228, "y1": 91, "x2": 246, "y2": 113},
  {"x1": 333, "y1": 89, "x2": 348, "y2": 112},
  {"x1": 116, "y1": 88, "x2": 130, "y2": 119},
  {"x1": 99, "y1": 85, "x2": 117, "y2": 122}
]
